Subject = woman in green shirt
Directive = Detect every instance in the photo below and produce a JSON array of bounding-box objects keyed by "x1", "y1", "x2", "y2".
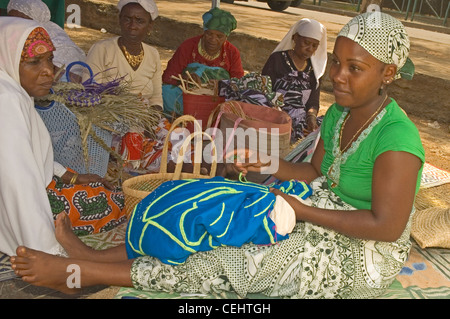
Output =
[{"x1": 11, "y1": 12, "x2": 425, "y2": 299}]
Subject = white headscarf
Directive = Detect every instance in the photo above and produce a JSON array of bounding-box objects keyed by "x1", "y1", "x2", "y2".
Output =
[
  {"x1": 117, "y1": 0, "x2": 159, "y2": 21},
  {"x1": 7, "y1": 0, "x2": 86, "y2": 71},
  {"x1": 0, "y1": 17, "x2": 39, "y2": 85},
  {"x1": 7, "y1": 0, "x2": 51, "y2": 24},
  {"x1": 274, "y1": 18, "x2": 328, "y2": 88}
]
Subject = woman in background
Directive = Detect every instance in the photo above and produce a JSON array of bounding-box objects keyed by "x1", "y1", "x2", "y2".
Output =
[
  {"x1": 262, "y1": 18, "x2": 327, "y2": 141},
  {"x1": 84, "y1": 0, "x2": 162, "y2": 106},
  {"x1": 83, "y1": 0, "x2": 166, "y2": 171},
  {"x1": 162, "y1": 7, "x2": 244, "y2": 117}
]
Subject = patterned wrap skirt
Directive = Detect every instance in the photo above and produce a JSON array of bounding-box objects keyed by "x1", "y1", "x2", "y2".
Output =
[
  {"x1": 47, "y1": 176, "x2": 127, "y2": 236},
  {"x1": 129, "y1": 176, "x2": 413, "y2": 299}
]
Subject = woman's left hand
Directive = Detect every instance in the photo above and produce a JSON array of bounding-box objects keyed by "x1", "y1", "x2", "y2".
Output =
[
  {"x1": 76, "y1": 173, "x2": 115, "y2": 190},
  {"x1": 63, "y1": 171, "x2": 115, "y2": 190},
  {"x1": 304, "y1": 114, "x2": 319, "y2": 135}
]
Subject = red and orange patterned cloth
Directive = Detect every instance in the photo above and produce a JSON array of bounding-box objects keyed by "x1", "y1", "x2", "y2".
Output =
[
  {"x1": 20, "y1": 27, "x2": 54, "y2": 63},
  {"x1": 47, "y1": 170, "x2": 127, "y2": 236}
]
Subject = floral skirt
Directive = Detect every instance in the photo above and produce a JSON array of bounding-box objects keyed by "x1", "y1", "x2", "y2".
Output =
[
  {"x1": 130, "y1": 176, "x2": 413, "y2": 299},
  {"x1": 47, "y1": 176, "x2": 127, "y2": 236}
]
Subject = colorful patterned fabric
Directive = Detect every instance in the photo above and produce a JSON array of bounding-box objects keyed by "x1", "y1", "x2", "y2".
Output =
[
  {"x1": 202, "y1": 7, "x2": 237, "y2": 36},
  {"x1": 125, "y1": 177, "x2": 312, "y2": 265},
  {"x1": 129, "y1": 176, "x2": 414, "y2": 298},
  {"x1": 262, "y1": 51, "x2": 322, "y2": 141},
  {"x1": 20, "y1": 27, "x2": 54, "y2": 63},
  {"x1": 218, "y1": 72, "x2": 282, "y2": 107},
  {"x1": 47, "y1": 175, "x2": 127, "y2": 236}
]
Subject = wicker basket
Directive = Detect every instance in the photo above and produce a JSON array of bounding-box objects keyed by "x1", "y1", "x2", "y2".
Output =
[{"x1": 122, "y1": 115, "x2": 217, "y2": 217}]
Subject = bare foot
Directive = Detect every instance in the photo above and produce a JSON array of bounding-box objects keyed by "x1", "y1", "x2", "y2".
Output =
[
  {"x1": 55, "y1": 213, "x2": 96, "y2": 260},
  {"x1": 10, "y1": 246, "x2": 80, "y2": 294}
]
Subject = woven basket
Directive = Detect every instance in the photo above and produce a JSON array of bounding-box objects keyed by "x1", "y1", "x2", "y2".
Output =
[
  {"x1": 411, "y1": 207, "x2": 450, "y2": 249},
  {"x1": 122, "y1": 115, "x2": 217, "y2": 217}
]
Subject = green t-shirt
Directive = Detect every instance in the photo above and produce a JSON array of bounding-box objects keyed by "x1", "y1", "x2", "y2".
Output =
[{"x1": 320, "y1": 99, "x2": 425, "y2": 210}]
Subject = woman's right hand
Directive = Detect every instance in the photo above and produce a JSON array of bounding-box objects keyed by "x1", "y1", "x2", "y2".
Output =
[{"x1": 225, "y1": 149, "x2": 272, "y2": 177}]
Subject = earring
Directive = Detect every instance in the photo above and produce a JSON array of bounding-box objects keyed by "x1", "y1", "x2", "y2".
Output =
[{"x1": 378, "y1": 84, "x2": 385, "y2": 95}]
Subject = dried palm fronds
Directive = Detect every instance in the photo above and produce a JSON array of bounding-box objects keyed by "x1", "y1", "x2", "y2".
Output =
[
  {"x1": 36, "y1": 76, "x2": 162, "y2": 177},
  {"x1": 171, "y1": 71, "x2": 217, "y2": 96}
]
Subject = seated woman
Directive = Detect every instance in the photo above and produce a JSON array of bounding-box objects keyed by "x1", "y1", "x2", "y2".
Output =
[
  {"x1": 11, "y1": 12, "x2": 424, "y2": 299},
  {"x1": 84, "y1": 0, "x2": 162, "y2": 106},
  {"x1": 262, "y1": 18, "x2": 327, "y2": 141},
  {"x1": 0, "y1": 18, "x2": 126, "y2": 257},
  {"x1": 7, "y1": 0, "x2": 86, "y2": 82},
  {"x1": 83, "y1": 0, "x2": 166, "y2": 171},
  {"x1": 162, "y1": 7, "x2": 244, "y2": 117}
]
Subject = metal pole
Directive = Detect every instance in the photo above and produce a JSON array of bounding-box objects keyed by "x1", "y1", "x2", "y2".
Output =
[{"x1": 212, "y1": 0, "x2": 220, "y2": 8}]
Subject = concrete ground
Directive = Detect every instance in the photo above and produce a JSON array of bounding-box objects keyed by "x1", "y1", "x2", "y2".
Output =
[{"x1": 1, "y1": 0, "x2": 449, "y2": 299}]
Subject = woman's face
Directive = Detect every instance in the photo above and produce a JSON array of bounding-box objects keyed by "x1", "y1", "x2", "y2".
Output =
[
  {"x1": 292, "y1": 34, "x2": 319, "y2": 60},
  {"x1": 202, "y1": 29, "x2": 227, "y2": 55},
  {"x1": 119, "y1": 3, "x2": 152, "y2": 43},
  {"x1": 329, "y1": 36, "x2": 394, "y2": 108},
  {"x1": 19, "y1": 51, "x2": 55, "y2": 97}
]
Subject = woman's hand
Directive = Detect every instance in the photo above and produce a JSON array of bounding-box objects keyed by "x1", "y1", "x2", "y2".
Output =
[
  {"x1": 62, "y1": 171, "x2": 115, "y2": 190},
  {"x1": 304, "y1": 113, "x2": 319, "y2": 135},
  {"x1": 225, "y1": 148, "x2": 273, "y2": 177},
  {"x1": 76, "y1": 174, "x2": 115, "y2": 190}
]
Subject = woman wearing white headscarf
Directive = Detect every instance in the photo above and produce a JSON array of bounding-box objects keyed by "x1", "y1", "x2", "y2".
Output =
[
  {"x1": 0, "y1": 17, "x2": 66, "y2": 256},
  {"x1": 83, "y1": 0, "x2": 161, "y2": 105},
  {"x1": 7, "y1": 0, "x2": 86, "y2": 80},
  {"x1": 83, "y1": 0, "x2": 165, "y2": 172},
  {"x1": 0, "y1": 17, "x2": 126, "y2": 257},
  {"x1": 262, "y1": 18, "x2": 327, "y2": 141}
]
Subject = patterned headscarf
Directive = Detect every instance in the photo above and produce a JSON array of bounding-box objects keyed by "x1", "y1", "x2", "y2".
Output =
[
  {"x1": 7, "y1": 0, "x2": 51, "y2": 24},
  {"x1": 20, "y1": 27, "x2": 55, "y2": 63},
  {"x1": 202, "y1": 7, "x2": 237, "y2": 36},
  {"x1": 117, "y1": 0, "x2": 159, "y2": 21},
  {"x1": 337, "y1": 11, "x2": 414, "y2": 80}
]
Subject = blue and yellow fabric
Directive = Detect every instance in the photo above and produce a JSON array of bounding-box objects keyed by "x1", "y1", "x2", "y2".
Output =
[{"x1": 125, "y1": 176, "x2": 312, "y2": 265}]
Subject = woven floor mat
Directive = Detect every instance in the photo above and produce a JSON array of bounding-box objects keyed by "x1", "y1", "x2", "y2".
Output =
[{"x1": 420, "y1": 163, "x2": 450, "y2": 189}]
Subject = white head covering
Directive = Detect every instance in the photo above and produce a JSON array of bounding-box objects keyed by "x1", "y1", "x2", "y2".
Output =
[
  {"x1": 274, "y1": 18, "x2": 328, "y2": 88},
  {"x1": 117, "y1": 0, "x2": 159, "y2": 21},
  {"x1": 7, "y1": 0, "x2": 51, "y2": 24},
  {"x1": 6, "y1": 0, "x2": 86, "y2": 71},
  {"x1": 0, "y1": 17, "x2": 41, "y2": 84}
]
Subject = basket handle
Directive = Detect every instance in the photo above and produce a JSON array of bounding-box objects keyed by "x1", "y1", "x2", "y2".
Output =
[
  {"x1": 172, "y1": 129, "x2": 217, "y2": 180},
  {"x1": 159, "y1": 115, "x2": 216, "y2": 177}
]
